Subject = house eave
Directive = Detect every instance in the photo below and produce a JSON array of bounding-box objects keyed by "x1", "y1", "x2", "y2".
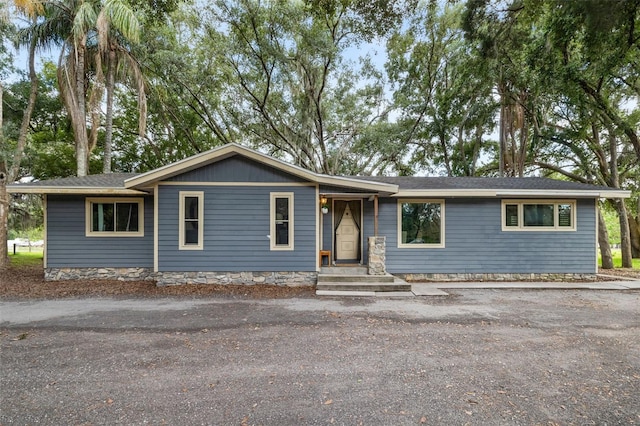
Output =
[
  {"x1": 495, "y1": 189, "x2": 631, "y2": 199},
  {"x1": 7, "y1": 186, "x2": 147, "y2": 195},
  {"x1": 392, "y1": 189, "x2": 632, "y2": 198}
]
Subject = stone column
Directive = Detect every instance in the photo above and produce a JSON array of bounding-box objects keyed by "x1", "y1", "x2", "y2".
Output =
[{"x1": 367, "y1": 236, "x2": 386, "y2": 275}]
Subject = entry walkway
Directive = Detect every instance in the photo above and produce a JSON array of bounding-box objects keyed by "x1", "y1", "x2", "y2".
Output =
[
  {"x1": 316, "y1": 266, "x2": 640, "y2": 297},
  {"x1": 411, "y1": 279, "x2": 640, "y2": 296}
]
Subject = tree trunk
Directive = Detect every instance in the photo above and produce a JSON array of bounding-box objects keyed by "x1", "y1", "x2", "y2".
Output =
[
  {"x1": 0, "y1": 90, "x2": 6, "y2": 269},
  {"x1": 0, "y1": 174, "x2": 7, "y2": 270},
  {"x1": 629, "y1": 212, "x2": 640, "y2": 258},
  {"x1": 1, "y1": 35, "x2": 39, "y2": 269},
  {"x1": 598, "y1": 206, "x2": 614, "y2": 269},
  {"x1": 103, "y1": 48, "x2": 116, "y2": 174},
  {"x1": 613, "y1": 199, "x2": 633, "y2": 268},
  {"x1": 76, "y1": 40, "x2": 89, "y2": 177},
  {"x1": 0, "y1": 82, "x2": 6, "y2": 269}
]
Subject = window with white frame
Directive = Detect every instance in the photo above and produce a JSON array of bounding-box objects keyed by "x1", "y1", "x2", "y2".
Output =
[
  {"x1": 270, "y1": 192, "x2": 294, "y2": 250},
  {"x1": 397, "y1": 199, "x2": 445, "y2": 248},
  {"x1": 86, "y1": 198, "x2": 144, "y2": 237},
  {"x1": 502, "y1": 200, "x2": 575, "y2": 231},
  {"x1": 179, "y1": 191, "x2": 204, "y2": 250}
]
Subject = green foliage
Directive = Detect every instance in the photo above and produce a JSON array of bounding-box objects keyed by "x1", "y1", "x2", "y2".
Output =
[
  {"x1": 387, "y1": 2, "x2": 497, "y2": 176},
  {"x1": 8, "y1": 250, "x2": 43, "y2": 267},
  {"x1": 599, "y1": 250, "x2": 640, "y2": 269}
]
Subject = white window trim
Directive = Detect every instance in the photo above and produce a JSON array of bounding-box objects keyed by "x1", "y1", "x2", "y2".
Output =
[
  {"x1": 397, "y1": 199, "x2": 445, "y2": 249},
  {"x1": 501, "y1": 199, "x2": 576, "y2": 231},
  {"x1": 179, "y1": 191, "x2": 204, "y2": 250},
  {"x1": 85, "y1": 197, "x2": 144, "y2": 237},
  {"x1": 270, "y1": 192, "x2": 294, "y2": 251}
]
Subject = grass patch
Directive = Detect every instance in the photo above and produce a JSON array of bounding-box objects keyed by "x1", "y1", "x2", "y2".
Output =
[
  {"x1": 598, "y1": 249, "x2": 640, "y2": 269},
  {"x1": 8, "y1": 250, "x2": 44, "y2": 268}
]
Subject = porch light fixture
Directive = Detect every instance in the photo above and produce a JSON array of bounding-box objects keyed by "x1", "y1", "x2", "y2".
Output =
[{"x1": 320, "y1": 196, "x2": 329, "y2": 214}]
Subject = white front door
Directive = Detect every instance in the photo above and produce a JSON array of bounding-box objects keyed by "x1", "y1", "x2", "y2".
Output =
[{"x1": 336, "y1": 204, "x2": 359, "y2": 260}]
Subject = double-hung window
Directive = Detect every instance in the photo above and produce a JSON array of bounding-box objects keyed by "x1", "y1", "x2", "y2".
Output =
[
  {"x1": 397, "y1": 199, "x2": 445, "y2": 248},
  {"x1": 502, "y1": 200, "x2": 576, "y2": 231},
  {"x1": 179, "y1": 191, "x2": 204, "y2": 250},
  {"x1": 270, "y1": 192, "x2": 294, "y2": 250},
  {"x1": 86, "y1": 198, "x2": 144, "y2": 237}
]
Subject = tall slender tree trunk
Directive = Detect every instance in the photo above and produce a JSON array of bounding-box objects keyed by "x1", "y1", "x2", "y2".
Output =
[
  {"x1": 598, "y1": 206, "x2": 614, "y2": 270},
  {"x1": 0, "y1": 35, "x2": 39, "y2": 269},
  {"x1": 75, "y1": 40, "x2": 89, "y2": 177},
  {"x1": 607, "y1": 133, "x2": 632, "y2": 267},
  {"x1": 103, "y1": 48, "x2": 116, "y2": 173},
  {"x1": 0, "y1": 85, "x2": 7, "y2": 270},
  {"x1": 614, "y1": 199, "x2": 633, "y2": 268},
  {"x1": 629, "y1": 212, "x2": 640, "y2": 258}
]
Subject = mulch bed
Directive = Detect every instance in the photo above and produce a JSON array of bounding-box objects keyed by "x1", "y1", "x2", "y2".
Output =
[
  {"x1": 1, "y1": 263, "x2": 638, "y2": 300},
  {"x1": 0, "y1": 265, "x2": 315, "y2": 300}
]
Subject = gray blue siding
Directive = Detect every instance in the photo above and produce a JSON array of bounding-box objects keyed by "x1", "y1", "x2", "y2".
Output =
[
  {"x1": 157, "y1": 185, "x2": 317, "y2": 272},
  {"x1": 380, "y1": 198, "x2": 597, "y2": 274},
  {"x1": 46, "y1": 195, "x2": 154, "y2": 268},
  {"x1": 168, "y1": 155, "x2": 307, "y2": 183}
]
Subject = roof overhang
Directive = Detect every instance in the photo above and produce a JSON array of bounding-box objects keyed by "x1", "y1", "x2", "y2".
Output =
[
  {"x1": 124, "y1": 143, "x2": 398, "y2": 194},
  {"x1": 393, "y1": 189, "x2": 632, "y2": 198},
  {"x1": 7, "y1": 186, "x2": 146, "y2": 195}
]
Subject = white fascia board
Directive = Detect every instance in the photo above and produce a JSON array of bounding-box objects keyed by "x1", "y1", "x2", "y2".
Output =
[
  {"x1": 393, "y1": 190, "x2": 498, "y2": 197},
  {"x1": 496, "y1": 189, "x2": 632, "y2": 198},
  {"x1": 316, "y1": 175, "x2": 398, "y2": 193},
  {"x1": 392, "y1": 189, "x2": 632, "y2": 198},
  {"x1": 7, "y1": 186, "x2": 146, "y2": 195},
  {"x1": 124, "y1": 143, "x2": 399, "y2": 193}
]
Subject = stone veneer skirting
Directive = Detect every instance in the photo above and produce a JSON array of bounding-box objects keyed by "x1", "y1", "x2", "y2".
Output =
[
  {"x1": 398, "y1": 272, "x2": 598, "y2": 282},
  {"x1": 45, "y1": 267, "x2": 155, "y2": 281},
  {"x1": 155, "y1": 271, "x2": 317, "y2": 287},
  {"x1": 45, "y1": 268, "x2": 317, "y2": 287}
]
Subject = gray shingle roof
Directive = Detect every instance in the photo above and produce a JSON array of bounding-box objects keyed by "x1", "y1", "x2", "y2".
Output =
[
  {"x1": 8, "y1": 171, "x2": 626, "y2": 198},
  {"x1": 11, "y1": 173, "x2": 139, "y2": 189},
  {"x1": 350, "y1": 176, "x2": 617, "y2": 192}
]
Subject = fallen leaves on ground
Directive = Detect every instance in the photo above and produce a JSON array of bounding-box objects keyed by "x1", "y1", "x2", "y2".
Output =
[{"x1": 0, "y1": 265, "x2": 315, "y2": 299}]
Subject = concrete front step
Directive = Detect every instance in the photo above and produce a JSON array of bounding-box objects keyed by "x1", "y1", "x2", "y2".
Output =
[
  {"x1": 316, "y1": 281, "x2": 412, "y2": 292},
  {"x1": 320, "y1": 266, "x2": 368, "y2": 275},
  {"x1": 317, "y1": 273, "x2": 395, "y2": 283}
]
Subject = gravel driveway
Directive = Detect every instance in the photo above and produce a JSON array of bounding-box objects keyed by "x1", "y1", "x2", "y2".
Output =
[{"x1": 1, "y1": 290, "x2": 639, "y2": 425}]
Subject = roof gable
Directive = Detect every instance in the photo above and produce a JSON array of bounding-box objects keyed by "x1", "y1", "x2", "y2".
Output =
[
  {"x1": 124, "y1": 143, "x2": 397, "y2": 193},
  {"x1": 166, "y1": 155, "x2": 308, "y2": 183}
]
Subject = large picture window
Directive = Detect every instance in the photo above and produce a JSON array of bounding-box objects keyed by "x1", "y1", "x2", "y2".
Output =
[
  {"x1": 270, "y1": 192, "x2": 294, "y2": 250},
  {"x1": 502, "y1": 200, "x2": 575, "y2": 231},
  {"x1": 86, "y1": 198, "x2": 144, "y2": 237},
  {"x1": 397, "y1": 199, "x2": 445, "y2": 248},
  {"x1": 179, "y1": 191, "x2": 204, "y2": 250}
]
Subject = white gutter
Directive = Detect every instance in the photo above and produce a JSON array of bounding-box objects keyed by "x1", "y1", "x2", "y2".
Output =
[
  {"x1": 393, "y1": 189, "x2": 632, "y2": 198},
  {"x1": 6, "y1": 186, "x2": 147, "y2": 195}
]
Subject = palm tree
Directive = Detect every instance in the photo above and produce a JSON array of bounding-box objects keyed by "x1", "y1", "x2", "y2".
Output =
[
  {"x1": 93, "y1": 0, "x2": 144, "y2": 173},
  {"x1": 27, "y1": 0, "x2": 142, "y2": 177}
]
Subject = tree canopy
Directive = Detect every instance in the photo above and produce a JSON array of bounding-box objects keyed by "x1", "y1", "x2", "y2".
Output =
[{"x1": 1, "y1": 0, "x2": 639, "y2": 268}]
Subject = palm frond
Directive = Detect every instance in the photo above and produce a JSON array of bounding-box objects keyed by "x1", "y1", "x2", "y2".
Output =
[
  {"x1": 72, "y1": 1, "x2": 97, "y2": 43},
  {"x1": 103, "y1": 0, "x2": 139, "y2": 43}
]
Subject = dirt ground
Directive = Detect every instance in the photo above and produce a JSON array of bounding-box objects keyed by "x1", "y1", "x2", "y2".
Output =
[
  {"x1": 1, "y1": 263, "x2": 638, "y2": 299},
  {"x1": 0, "y1": 264, "x2": 315, "y2": 299},
  {"x1": 1, "y1": 289, "x2": 639, "y2": 425}
]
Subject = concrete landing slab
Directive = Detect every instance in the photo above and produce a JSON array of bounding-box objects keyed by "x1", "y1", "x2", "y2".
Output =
[
  {"x1": 374, "y1": 291, "x2": 415, "y2": 297},
  {"x1": 617, "y1": 281, "x2": 640, "y2": 289},
  {"x1": 411, "y1": 281, "x2": 639, "y2": 290},
  {"x1": 410, "y1": 284, "x2": 450, "y2": 296},
  {"x1": 316, "y1": 290, "x2": 376, "y2": 297}
]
